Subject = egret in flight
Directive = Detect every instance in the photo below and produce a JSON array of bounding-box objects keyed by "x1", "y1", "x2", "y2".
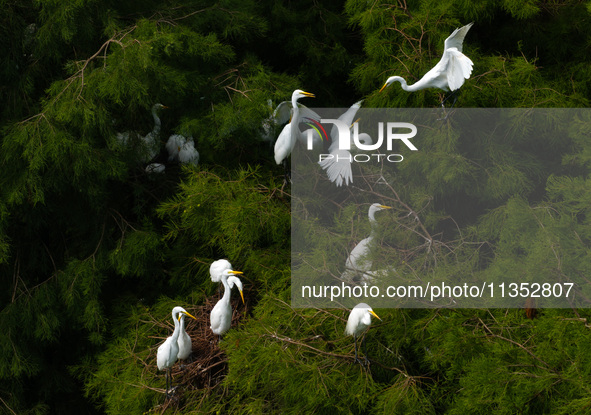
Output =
[
  {"x1": 274, "y1": 89, "x2": 315, "y2": 179},
  {"x1": 210, "y1": 269, "x2": 245, "y2": 338},
  {"x1": 341, "y1": 203, "x2": 392, "y2": 283},
  {"x1": 380, "y1": 23, "x2": 473, "y2": 108},
  {"x1": 156, "y1": 306, "x2": 197, "y2": 397},
  {"x1": 318, "y1": 100, "x2": 373, "y2": 187},
  {"x1": 345, "y1": 303, "x2": 381, "y2": 366}
]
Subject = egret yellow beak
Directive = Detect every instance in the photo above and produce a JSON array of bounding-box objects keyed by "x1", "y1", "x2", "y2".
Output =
[
  {"x1": 239, "y1": 289, "x2": 245, "y2": 304},
  {"x1": 302, "y1": 91, "x2": 315, "y2": 98},
  {"x1": 379, "y1": 205, "x2": 392, "y2": 209},
  {"x1": 379, "y1": 82, "x2": 388, "y2": 93},
  {"x1": 230, "y1": 270, "x2": 243, "y2": 275},
  {"x1": 161, "y1": 105, "x2": 169, "y2": 109},
  {"x1": 370, "y1": 310, "x2": 381, "y2": 321},
  {"x1": 182, "y1": 311, "x2": 198, "y2": 320},
  {"x1": 351, "y1": 118, "x2": 361, "y2": 128}
]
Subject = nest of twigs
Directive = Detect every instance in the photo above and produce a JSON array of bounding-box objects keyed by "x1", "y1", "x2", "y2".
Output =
[{"x1": 149, "y1": 289, "x2": 249, "y2": 413}]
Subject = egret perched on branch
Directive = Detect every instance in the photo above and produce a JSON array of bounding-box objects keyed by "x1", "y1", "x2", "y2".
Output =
[
  {"x1": 274, "y1": 89, "x2": 315, "y2": 178},
  {"x1": 341, "y1": 203, "x2": 392, "y2": 283},
  {"x1": 318, "y1": 100, "x2": 373, "y2": 187},
  {"x1": 156, "y1": 306, "x2": 197, "y2": 397},
  {"x1": 345, "y1": 303, "x2": 381, "y2": 366},
  {"x1": 210, "y1": 269, "x2": 244, "y2": 338},
  {"x1": 380, "y1": 23, "x2": 473, "y2": 108}
]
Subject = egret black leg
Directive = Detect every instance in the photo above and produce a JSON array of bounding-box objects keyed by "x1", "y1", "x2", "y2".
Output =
[
  {"x1": 353, "y1": 336, "x2": 364, "y2": 366},
  {"x1": 361, "y1": 333, "x2": 370, "y2": 367},
  {"x1": 282, "y1": 158, "x2": 291, "y2": 183},
  {"x1": 165, "y1": 368, "x2": 171, "y2": 398},
  {"x1": 438, "y1": 90, "x2": 460, "y2": 120}
]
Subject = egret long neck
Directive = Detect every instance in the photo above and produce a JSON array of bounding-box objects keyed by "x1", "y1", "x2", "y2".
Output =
[
  {"x1": 394, "y1": 76, "x2": 422, "y2": 92},
  {"x1": 220, "y1": 275, "x2": 231, "y2": 305},
  {"x1": 368, "y1": 209, "x2": 380, "y2": 238},
  {"x1": 179, "y1": 315, "x2": 186, "y2": 333},
  {"x1": 152, "y1": 107, "x2": 161, "y2": 136},
  {"x1": 171, "y1": 311, "x2": 181, "y2": 342}
]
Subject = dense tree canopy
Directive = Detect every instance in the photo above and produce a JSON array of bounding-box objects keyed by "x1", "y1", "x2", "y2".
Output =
[{"x1": 2, "y1": 0, "x2": 591, "y2": 413}]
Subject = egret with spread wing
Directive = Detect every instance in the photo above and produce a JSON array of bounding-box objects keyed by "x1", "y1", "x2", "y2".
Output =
[{"x1": 380, "y1": 23, "x2": 473, "y2": 108}]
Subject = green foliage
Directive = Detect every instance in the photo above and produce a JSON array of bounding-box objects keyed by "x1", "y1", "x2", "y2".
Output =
[{"x1": 2, "y1": 0, "x2": 591, "y2": 414}]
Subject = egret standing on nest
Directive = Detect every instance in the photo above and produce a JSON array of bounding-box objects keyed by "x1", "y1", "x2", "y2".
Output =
[
  {"x1": 345, "y1": 303, "x2": 381, "y2": 366},
  {"x1": 157, "y1": 306, "x2": 197, "y2": 398},
  {"x1": 379, "y1": 23, "x2": 474, "y2": 110},
  {"x1": 210, "y1": 269, "x2": 245, "y2": 339}
]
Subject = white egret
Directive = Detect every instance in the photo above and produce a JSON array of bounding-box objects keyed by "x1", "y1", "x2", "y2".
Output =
[
  {"x1": 178, "y1": 137, "x2": 199, "y2": 166},
  {"x1": 117, "y1": 103, "x2": 167, "y2": 162},
  {"x1": 156, "y1": 306, "x2": 197, "y2": 397},
  {"x1": 210, "y1": 269, "x2": 244, "y2": 337},
  {"x1": 273, "y1": 89, "x2": 315, "y2": 176},
  {"x1": 345, "y1": 303, "x2": 381, "y2": 365},
  {"x1": 380, "y1": 23, "x2": 473, "y2": 107},
  {"x1": 318, "y1": 101, "x2": 373, "y2": 186},
  {"x1": 166, "y1": 134, "x2": 185, "y2": 161},
  {"x1": 166, "y1": 134, "x2": 200, "y2": 166},
  {"x1": 341, "y1": 203, "x2": 392, "y2": 283}
]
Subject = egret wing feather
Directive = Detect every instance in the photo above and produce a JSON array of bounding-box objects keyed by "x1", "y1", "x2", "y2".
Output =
[
  {"x1": 318, "y1": 149, "x2": 353, "y2": 187},
  {"x1": 444, "y1": 22, "x2": 473, "y2": 53},
  {"x1": 272, "y1": 101, "x2": 292, "y2": 125},
  {"x1": 446, "y1": 48, "x2": 474, "y2": 91}
]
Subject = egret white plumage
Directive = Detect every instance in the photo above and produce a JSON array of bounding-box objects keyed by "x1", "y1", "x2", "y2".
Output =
[
  {"x1": 209, "y1": 259, "x2": 232, "y2": 283},
  {"x1": 273, "y1": 89, "x2": 315, "y2": 177},
  {"x1": 156, "y1": 306, "x2": 197, "y2": 397},
  {"x1": 210, "y1": 269, "x2": 244, "y2": 337},
  {"x1": 166, "y1": 134, "x2": 185, "y2": 161},
  {"x1": 318, "y1": 100, "x2": 373, "y2": 186},
  {"x1": 178, "y1": 137, "x2": 199, "y2": 166},
  {"x1": 380, "y1": 23, "x2": 473, "y2": 108},
  {"x1": 341, "y1": 203, "x2": 392, "y2": 283},
  {"x1": 166, "y1": 134, "x2": 199, "y2": 166},
  {"x1": 345, "y1": 303, "x2": 381, "y2": 365}
]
